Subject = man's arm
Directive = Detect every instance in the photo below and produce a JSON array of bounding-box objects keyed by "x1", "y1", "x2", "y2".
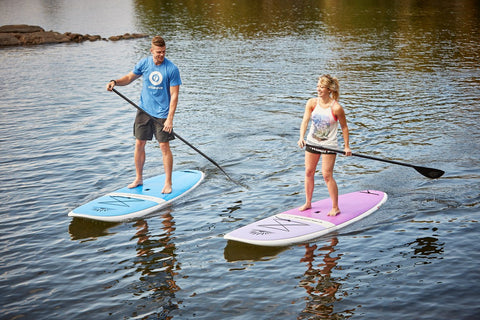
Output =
[
  {"x1": 106, "y1": 72, "x2": 141, "y2": 91},
  {"x1": 163, "y1": 85, "x2": 180, "y2": 133}
]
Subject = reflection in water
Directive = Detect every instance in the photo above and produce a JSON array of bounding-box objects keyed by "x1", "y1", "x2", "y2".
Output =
[
  {"x1": 68, "y1": 217, "x2": 120, "y2": 241},
  {"x1": 408, "y1": 235, "x2": 444, "y2": 264},
  {"x1": 130, "y1": 212, "x2": 180, "y2": 319},
  {"x1": 68, "y1": 212, "x2": 182, "y2": 318},
  {"x1": 298, "y1": 238, "x2": 343, "y2": 319},
  {"x1": 134, "y1": 0, "x2": 328, "y2": 37},
  {"x1": 223, "y1": 240, "x2": 288, "y2": 263},
  {"x1": 133, "y1": 0, "x2": 479, "y2": 55}
]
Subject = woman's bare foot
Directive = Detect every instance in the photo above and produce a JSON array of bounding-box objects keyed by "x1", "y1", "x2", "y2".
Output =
[
  {"x1": 327, "y1": 208, "x2": 341, "y2": 216},
  {"x1": 299, "y1": 203, "x2": 312, "y2": 211},
  {"x1": 128, "y1": 179, "x2": 143, "y2": 189},
  {"x1": 161, "y1": 184, "x2": 172, "y2": 194}
]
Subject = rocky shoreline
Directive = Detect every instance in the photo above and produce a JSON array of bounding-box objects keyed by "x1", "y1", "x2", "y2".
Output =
[{"x1": 0, "y1": 24, "x2": 148, "y2": 47}]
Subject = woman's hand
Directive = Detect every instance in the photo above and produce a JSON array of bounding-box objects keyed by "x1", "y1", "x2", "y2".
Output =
[
  {"x1": 298, "y1": 139, "x2": 306, "y2": 148},
  {"x1": 344, "y1": 146, "x2": 352, "y2": 156}
]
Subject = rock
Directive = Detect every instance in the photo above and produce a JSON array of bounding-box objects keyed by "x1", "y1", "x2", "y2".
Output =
[
  {"x1": 21, "y1": 31, "x2": 71, "y2": 45},
  {"x1": 108, "y1": 33, "x2": 149, "y2": 41},
  {"x1": 64, "y1": 32, "x2": 105, "y2": 42},
  {"x1": 65, "y1": 32, "x2": 85, "y2": 43},
  {"x1": 86, "y1": 34, "x2": 103, "y2": 41},
  {"x1": 0, "y1": 33, "x2": 21, "y2": 46},
  {"x1": 108, "y1": 35, "x2": 122, "y2": 41},
  {"x1": 0, "y1": 24, "x2": 44, "y2": 33},
  {"x1": 0, "y1": 29, "x2": 70, "y2": 46},
  {"x1": 0, "y1": 24, "x2": 148, "y2": 47}
]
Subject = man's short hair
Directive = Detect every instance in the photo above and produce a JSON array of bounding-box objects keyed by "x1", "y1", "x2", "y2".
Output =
[{"x1": 151, "y1": 36, "x2": 166, "y2": 47}]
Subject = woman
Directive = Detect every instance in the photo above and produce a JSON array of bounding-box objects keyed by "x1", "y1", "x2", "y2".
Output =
[{"x1": 297, "y1": 74, "x2": 351, "y2": 215}]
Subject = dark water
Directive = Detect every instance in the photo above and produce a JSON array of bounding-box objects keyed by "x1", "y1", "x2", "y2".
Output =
[{"x1": 1, "y1": 0, "x2": 479, "y2": 319}]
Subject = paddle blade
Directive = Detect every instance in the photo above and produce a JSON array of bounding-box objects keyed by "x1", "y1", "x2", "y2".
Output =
[{"x1": 414, "y1": 166, "x2": 445, "y2": 179}]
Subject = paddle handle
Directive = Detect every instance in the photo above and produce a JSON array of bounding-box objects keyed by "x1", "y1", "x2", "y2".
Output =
[
  {"x1": 305, "y1": 144, "x2": 444, "y2": 179},
  {"x1": 322, "y1": 145, "x2": 416, "y2": 168}
]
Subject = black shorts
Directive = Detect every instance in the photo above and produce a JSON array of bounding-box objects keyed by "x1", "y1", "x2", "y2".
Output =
[
  {"x1": 133, "y1": 110, "x2": 175, "y2": 143},
  {"x1": 305, "y1": 144, "x2": 336, "y2": 155}
]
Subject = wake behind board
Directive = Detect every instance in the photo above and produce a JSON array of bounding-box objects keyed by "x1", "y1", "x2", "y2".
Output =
[
  {"x1": 224, "y1": 190, "x2": 387, "y2": 247},
  {"x1": 68, "y1": 170, "x2": 204, "y2": 222}
]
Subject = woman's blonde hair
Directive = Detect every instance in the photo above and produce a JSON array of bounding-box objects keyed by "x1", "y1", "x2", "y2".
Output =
[{"x1": 319, "y1": 74, "x2": 340, "y2": 101}]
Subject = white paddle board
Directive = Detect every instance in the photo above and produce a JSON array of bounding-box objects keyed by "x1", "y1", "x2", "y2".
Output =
[
  {"x1": 69, "y1": 170, "x2": 204, "y2": 222},
  {"x1": 224, "y1": 190, "x2": 387, "y2": 246}
]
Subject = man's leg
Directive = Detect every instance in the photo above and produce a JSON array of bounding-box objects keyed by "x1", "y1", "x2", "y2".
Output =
[
  {"x1": 159, "y1": 141, "x2": 173, "y2": 194},
  {"x1": 128, "y1": 139, "x2": 147, "y2": 188}
]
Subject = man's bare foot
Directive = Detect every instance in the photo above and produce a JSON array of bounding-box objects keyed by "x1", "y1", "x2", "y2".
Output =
[
  {"x1": 327, "y1": 208, "x2": 341, "y2": 216},
  {"x1": 161, "y1": 184, "x2": 172, "y2": 194},
  {"x1": 128, "y1": 179, "x2": 143, "y2": 189},
  {"x1": 299, "y1": 203, "x2": 312, "y2": 211}
]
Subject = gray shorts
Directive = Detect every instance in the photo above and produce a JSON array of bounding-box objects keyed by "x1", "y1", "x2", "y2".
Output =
[{"x1": 133, "y1": 110, "x2": 175, "y2": 143}]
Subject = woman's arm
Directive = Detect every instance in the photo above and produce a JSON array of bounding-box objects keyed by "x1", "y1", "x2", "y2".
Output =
[
  {"x1": 297, "y1": 98, "x2": 316, "y2": 148},
  {"x1": 333, "y1": 102, "x2": 352, "y2": 155}
]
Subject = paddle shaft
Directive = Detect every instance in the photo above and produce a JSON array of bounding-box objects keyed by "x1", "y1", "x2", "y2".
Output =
[
  {"x1": 111, "y1": 88, "x2": 238, "y2": 183},
  {"x1": 306, "y1": 144, "x2": 444, "y2": 179}
]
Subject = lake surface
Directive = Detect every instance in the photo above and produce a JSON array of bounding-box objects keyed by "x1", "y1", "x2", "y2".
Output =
[{"x1": 1, "y1": 0, "x2": 479, "y2": 319}]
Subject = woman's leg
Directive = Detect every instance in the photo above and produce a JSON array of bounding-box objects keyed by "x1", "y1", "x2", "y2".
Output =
[
  {"x1": 300, "y1": 151, "x2": 321, "y2": 211},
  {"x1": 321, "y1": 153, "x2": 340, "y2": 216}
]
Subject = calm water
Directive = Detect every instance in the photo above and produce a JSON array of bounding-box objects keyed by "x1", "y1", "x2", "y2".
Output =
[{"x1": 1, "y1": 0, "x2": 479, "y2": 319}]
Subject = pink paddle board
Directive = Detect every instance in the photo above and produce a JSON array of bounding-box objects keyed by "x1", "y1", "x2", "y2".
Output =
[{"x1": 224, "y1": 190, "x2": 387, "y2": 246}]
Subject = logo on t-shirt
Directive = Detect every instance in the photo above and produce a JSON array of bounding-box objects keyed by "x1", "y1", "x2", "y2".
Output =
[{"x1": 149, "y1": 71, "x2": 163, "y2": 86}]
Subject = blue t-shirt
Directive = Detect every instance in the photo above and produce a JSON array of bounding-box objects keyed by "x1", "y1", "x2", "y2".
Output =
[{"x1": 133, "y1": 56, "x2": 182, "y2": 118}]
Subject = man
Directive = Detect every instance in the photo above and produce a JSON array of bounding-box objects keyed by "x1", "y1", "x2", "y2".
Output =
[{"x1": 106, "y1": 36, "x2": 181, "y2": 193}]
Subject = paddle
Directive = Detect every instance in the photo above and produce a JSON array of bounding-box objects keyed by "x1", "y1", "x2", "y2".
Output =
[
  {"x1": 306, "y1": 144, "x2": 444, "y2": 179},
  {"x1": 111, "y1": 88, "x2": 239, "y2": 184}
]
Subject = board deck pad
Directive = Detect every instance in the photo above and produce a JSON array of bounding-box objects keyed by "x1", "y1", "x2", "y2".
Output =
[
  {"x1": 224, "y1": 190, "x2": 387, "y2": 246},
  {"x1": 69, "y1": 170, "x2": 204, "y2": 222}
]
